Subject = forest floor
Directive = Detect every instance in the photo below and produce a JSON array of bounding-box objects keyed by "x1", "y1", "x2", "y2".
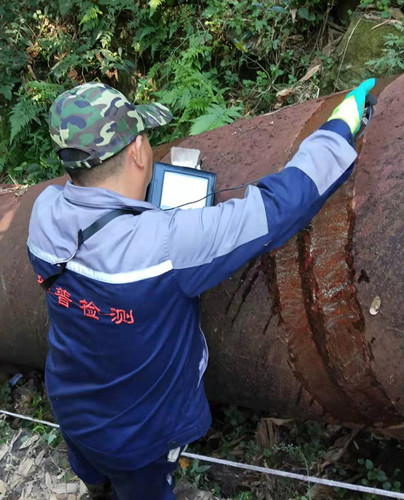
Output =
[{"x1": 1, "y1": 371, "x2": 404, "y2": 500}]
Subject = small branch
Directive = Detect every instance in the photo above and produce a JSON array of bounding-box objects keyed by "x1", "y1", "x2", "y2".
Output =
[
  {"x1": 334, "y1": 18, "x2": 362, "y2": 92},
  {"x1": 371, "y1": 19, "x2": 396, "y2": 30}
]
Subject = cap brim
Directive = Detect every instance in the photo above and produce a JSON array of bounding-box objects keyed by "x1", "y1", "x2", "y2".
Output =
[{"x1": 135, "y1": 103, "x2": 173, "y2": 129}]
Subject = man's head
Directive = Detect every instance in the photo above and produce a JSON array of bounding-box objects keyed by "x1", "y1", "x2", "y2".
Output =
[{"x1": 49, "y1": 83, "x2": 172, "y2": 197}]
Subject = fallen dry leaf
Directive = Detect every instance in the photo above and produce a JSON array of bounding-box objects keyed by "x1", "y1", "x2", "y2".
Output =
[
  {"x1": 256, "y1": 417, "x2": 294, "y2": 450},
  {"x1": 321, "y1": 429, "x2": 359, "y2": 470},
  {"x1": 67, "y1": 68, "x2": 79, "y2": 82},
  {"x1": 51, "y1": 483, "x2": 79, "y2": 494},
  {"x1": 299, "y1": 64, "x2": 321, "y2": 83},
  {"x1": 0, "y1": 444, "x2": 8, "y2": 462},
  {"x1": 179, "y1": 457, "x2": 190, "y2": 469},
  {"x1": 370, "y1": 296, "x2": 381, "y2": 316},
  {"x1": 276, "y1": 87, "x2": 295, "y2": 99},
  {"x1": 8, "y1": 429, "x2": 22, "y2": 453},
  {"x1": 79, "y1": 480, "x2": 87, "y2": 495},
  {"x1": 275, "y1": 87, "x2": 295, "y2": 109},
  {"x1": 21, "y1": 479, "x2": 34, "y2": 498},
  {"x1": 34, "y1": 449, "x2": 46, "y2": 466},
  {"x1": 45, "y1": 472, "x2": 53, "y2": 491},
  {"x1": 0, "y1": 479, "x2": 6, "y2": 494},
  {"x1": 20, "y1": 434, "x2": 40, "y2": 450},
  {"x1": 17, "y1": 458, "x2": 34, "y2": 477}
]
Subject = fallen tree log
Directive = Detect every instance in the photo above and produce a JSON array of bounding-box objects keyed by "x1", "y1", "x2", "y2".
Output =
[{"x1": 1, "y1": 76, "x2": 403, "y2": 439}]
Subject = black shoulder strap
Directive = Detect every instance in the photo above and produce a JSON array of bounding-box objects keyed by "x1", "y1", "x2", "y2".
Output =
[{"x1": 40, "y1": 207, "x2": 150, "y2": 291}]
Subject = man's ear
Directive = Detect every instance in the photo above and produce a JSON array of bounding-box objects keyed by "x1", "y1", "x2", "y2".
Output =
[{"x1": 128, "y1": 134, "x2": 145, "y2": 170}]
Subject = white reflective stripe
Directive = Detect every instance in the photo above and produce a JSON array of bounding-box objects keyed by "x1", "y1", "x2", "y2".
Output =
[
  {"x1": 27, "y1": 239, "x2": 173, "y2": 284},
  {"x1": 65, "y1": 259, "x2": 173, "y2": 284},
  {"x1": 167, "y1": 447, "x2": 181, "y2": 463},
  {"x1": 27, "y1": 239, "x2": 65, "y2": 265},
  {"x1": 198, "y1": 325, "x2": 209, "y2": 387}
]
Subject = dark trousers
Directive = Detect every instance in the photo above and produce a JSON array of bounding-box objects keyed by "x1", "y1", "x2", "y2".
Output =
[{"x1": 64, "y1": 435, "x2": 179, "y2": 500}]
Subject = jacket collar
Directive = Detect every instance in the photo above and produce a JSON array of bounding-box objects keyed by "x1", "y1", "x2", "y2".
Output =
[{"x1": 63, "y1": 180, "x2": 156, "y2": 211}]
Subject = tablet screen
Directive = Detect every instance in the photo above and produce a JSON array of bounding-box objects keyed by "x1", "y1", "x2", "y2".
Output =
[{"x1": 160, "y1": 171, "x2": 209, "y2": 210}]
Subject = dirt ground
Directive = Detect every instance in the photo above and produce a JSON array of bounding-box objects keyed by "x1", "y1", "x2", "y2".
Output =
[
  {"x1": 2, "y1": 373, "x2": 404, "y2": 500},
  {"x1": 0, "y1": 424, "x2": 221, "y2": 500},
  {"x1": 0, "y1": 426, "x2": 85, "y2": 500}
]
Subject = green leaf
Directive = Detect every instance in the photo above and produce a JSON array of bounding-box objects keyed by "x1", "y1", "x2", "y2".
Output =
[
  {"x1": 190, "y1": 104, "x2": 243, "y2": 135},
  {"x1": 149, "y1": 0, "x2": 165, "y2": 13},
  {"x1": 9, "y1": 100, "x2": 42, "y2": 144},
  {"x1": 46, "y1": 430, "x2": 58, "y2": 445},
  {"x1": 190, "y1": 113, "x2": 220, "y2": 135},
  {"x1": 365, "y1": 459, "x2": 374, "y2": 470},
  {"x1": 0, "y1": 85, "x2": 12, "y2": 100},
  {"x1": 195, "y1": 465, "x2": 211, "y2": 473},
  {"x1": 297, "y1": 7, "x2": 310, "y2": 20},
  {"x1": 377, "y1": 469, "x2": 387, "y2": 482},
  {"x1": 79, "y1": 6, "x2": 103, "y2": 27},
  {"x1": 271, "y1": 6, "x2": 287, "y2": 14},
  {"x1": 59, "y1": 0, "x2": 73, "y2": 16}
]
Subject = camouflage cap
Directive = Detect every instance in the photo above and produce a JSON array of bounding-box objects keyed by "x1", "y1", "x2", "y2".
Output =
[{"x1": 49, "y1": 82, "x2": 172, "y2": 169}]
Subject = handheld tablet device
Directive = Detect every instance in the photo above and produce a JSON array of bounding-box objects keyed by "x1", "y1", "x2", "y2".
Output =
[{"x1": 146, "y1": 162, "x2": 216, "y2": 210}]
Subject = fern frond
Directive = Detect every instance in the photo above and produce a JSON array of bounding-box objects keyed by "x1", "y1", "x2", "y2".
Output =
[
  {"x1": 149, "y1": 0, "x2": 165, "y2": 14},
  {"x1": 190, "y1": 104, "x2": 243, "y2": 135},
  {"x1": 80, "y1": 6, "x2": 103, "y2": 24},
  {"x1": 9, "y1": 100, "x2": 44, "y2": 144},
  {"x1": 79, "y1": 6, "x2": 103, "y2": 31}
]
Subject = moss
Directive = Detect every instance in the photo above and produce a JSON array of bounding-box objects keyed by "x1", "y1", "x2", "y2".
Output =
[{"x1": 321, "y1": 15, "x2": 402, "y2": 95}]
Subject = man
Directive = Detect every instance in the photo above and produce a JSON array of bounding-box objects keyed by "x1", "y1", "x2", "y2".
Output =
[{"x1": 27, "y1": 79, "x2": 375, "y2": 499}]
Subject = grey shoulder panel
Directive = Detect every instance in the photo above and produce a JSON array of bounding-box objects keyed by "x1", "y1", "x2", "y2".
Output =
[
  {"x1": 28, "y1": 187, "x2": 173, "y2": 279},
  {"x1": 167, "y1": 184, "x2": 268, "y2": 270},
  {"x1": 285, "y1": 130, "x2": 357, "y2": 195}
]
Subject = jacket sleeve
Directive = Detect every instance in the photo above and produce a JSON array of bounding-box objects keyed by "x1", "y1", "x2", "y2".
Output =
[{"x1": 167, "y1": 119, "x2": 357, "y2": 297}]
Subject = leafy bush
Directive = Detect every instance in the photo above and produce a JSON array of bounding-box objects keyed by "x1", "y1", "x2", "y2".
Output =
[
  {"x1": 367, "y1": 25, "x2": 404, "y2": 74},
  {"x1": 359, "y1": 0, "x2": 404, "y2": 16},
  {"x1": 0, "y1": 0, "x2": 334, "y2": 184}
]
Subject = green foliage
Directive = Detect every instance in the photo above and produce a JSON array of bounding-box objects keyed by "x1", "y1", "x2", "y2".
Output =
[
  {"x1": 0, "y1": 382, "x2": 12, "y2": 407},
  {"x1": 33, "y1": 425, "x2": 62, "y2": 447},
  {"x1": 9, "y1": 82, "x2": 62, "y2": 143},
  {"x1": 356, "y1": 458, "x2": 401, "y2": 493},
  {"x1": 1, "y1": 81, "x2": 64, "y2": 183},
  {"x1": 1, "y1": 0, "x2": 334, "y2": 184},
  {"x1": 176, "y1": 459, "x2": 211, "y2": 489},
  {"x1": 79, "y1": 5, "x2": 104, "y2": 30},
  {"x1": 234, "y1": 493, "x2": 253, "y2": 500},
  {"x1": 367, "y1": 25, "x2": 404, "y2": 74},
  {"x1": 0, "y1": 374, "x2": 62, "y2": 448},
  {"x1": 328, "y1": 458, "x2": 403, "y2": 499},
  {"x1": 0, "y1": 420, "x2": 13, "y2": 446},
  {"x1": 149, "y1": 0, "x2": 166, "y2": 14},
  {"x1": 359, "y1": 0, "x2": 404, "y2": 16},
  {"x1": 190, "y1": 104, "x2": 244, "y2": 135}
]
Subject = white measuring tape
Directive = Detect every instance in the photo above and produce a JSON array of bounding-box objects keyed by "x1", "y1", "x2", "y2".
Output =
[{"x1": 1, "y1": 409, "x2": 404, "y2": 499}]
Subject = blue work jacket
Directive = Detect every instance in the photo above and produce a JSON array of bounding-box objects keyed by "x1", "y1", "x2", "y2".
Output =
[{"x1": 27, "y1": 120, "x2": 357, "y2": 471}]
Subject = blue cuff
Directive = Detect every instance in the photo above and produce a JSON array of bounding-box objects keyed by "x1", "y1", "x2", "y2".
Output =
[{"x1": 320, "y1": 119, "x2": 354, "y2": 146}]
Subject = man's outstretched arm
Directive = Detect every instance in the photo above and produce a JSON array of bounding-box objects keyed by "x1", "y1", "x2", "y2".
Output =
[{"x1": 167, "y1": 80, "x2": 375, "y2": 297}]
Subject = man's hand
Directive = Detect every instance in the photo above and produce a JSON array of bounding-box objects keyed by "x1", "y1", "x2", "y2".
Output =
[{"x1": 327, "y1": 78, "x2": 376, "y2": 136}]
